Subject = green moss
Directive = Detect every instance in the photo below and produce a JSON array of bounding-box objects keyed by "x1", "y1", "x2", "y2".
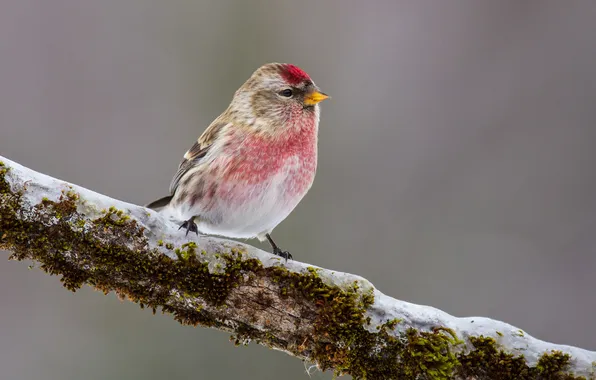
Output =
[
  {"x1": 267, "y1": 265, "x2": 456, "y2": 379},
  {"x1": 1, "y1": 163, "x2": 28, "y2": 247},
  {"x1": 175, "y1": 242, "x2": 197, "y2": 261},
  {"x1": 93, "y1": 206, "x2": 131, "y2": 227},
  {"x1": 0, "y1": 163, "x2": 591, "y2": 379},
  {"x1": 400, "y1": 327, "x2": 462, "y2": 379},
  {"x1": 37, "y1": 188, "x2": 79, "y2": 219},
  {"x1": 536, "y1": 351, "x2": 572, "y2": 377},
  {"x1": 458, "y1": 336, "x2": 586, "y2": 380},
  {"x1": 0, "y1": 161, "x2": 10, "y2": 194},
  {"x1": 458, "y1": 336, "x2": 530, "y2": 378},
  {"x1": 383, "y1": 318, "x2": 401, "y2": 330}
]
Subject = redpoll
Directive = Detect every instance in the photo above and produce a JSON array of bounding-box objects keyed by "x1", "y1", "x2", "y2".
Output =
[{"x1": 146, "y1": 63, "x2": 328, "y2": 260}]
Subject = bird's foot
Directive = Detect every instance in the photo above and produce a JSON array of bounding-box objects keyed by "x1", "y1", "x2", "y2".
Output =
[
  {"x1": 272, "y1": 247, "x2": 293, "y2": 261},
  {"x1": 178, "y1": 218, "x2": 198, "y2": 236},
  {"x1": 265, "y1": 233, "x2": 293, "y2": 261}
]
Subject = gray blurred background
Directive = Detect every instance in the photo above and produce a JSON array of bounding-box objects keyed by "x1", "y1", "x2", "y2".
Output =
[{"x1": 1, "y1": 1, "x2": 596, "y2": 379}]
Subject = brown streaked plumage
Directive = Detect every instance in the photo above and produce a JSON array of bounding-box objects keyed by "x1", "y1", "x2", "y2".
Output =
[
  {"x1": 170, "y1": 122, "x2": 228, "y2": 195},
  {"x1": 146, "y1": 63, "x2": 329, "y2": 260}
]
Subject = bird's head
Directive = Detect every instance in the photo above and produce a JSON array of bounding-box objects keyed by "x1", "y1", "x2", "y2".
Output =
[{"x1": 228, "y1": 63, "x2": 329, "y2": 136}]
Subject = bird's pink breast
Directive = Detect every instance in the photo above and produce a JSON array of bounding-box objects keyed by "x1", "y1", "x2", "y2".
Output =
[{"x1": 214, "y1": 121, "x2": 317, "y2": 206}]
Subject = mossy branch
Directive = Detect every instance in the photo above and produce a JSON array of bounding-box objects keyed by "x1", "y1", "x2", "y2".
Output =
[{"x1": 1, "y1": 155, "x2": 595, "y2": 380}]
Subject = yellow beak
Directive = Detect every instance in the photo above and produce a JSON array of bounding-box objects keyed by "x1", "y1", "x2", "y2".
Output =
[{"x1": 304, "y1": 91, "x2": 329, "y2": 106}]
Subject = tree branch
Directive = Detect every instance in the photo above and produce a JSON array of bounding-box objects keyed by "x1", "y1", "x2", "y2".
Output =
[{"x1": 0, "y1": 155, "x2": 594, "y2": 379}]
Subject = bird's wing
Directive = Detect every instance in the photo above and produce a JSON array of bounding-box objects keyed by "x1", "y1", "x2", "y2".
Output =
[{"x1": 168, "y1": 121, "x2": 229, "y2": 195}]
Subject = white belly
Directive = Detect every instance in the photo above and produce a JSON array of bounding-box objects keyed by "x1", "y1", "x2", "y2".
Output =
[
  {"x1": 195, "y1": 177, "x2": 303, "y2": 241},
  {"x1": 165, "y1": 156, "x2": 313, "y2": 241}
]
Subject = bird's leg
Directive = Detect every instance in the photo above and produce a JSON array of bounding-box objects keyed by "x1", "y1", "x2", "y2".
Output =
[
  {"x1": 179, "y1": 216, "x2": 199, "y2": 236},
  {"x1": 265, "y1": 233, "x2": 293, "y2": 261}
]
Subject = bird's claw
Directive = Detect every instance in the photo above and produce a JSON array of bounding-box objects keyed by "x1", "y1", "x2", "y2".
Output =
[
  {"x1": 272, "y1": 247, "x2": 293, "y2": 261},
  {"x1": 179, "y1": 219, "x2": 199, "y2": 236}
]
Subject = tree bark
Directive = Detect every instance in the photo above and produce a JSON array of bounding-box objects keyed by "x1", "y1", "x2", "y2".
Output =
[{"x1": 0, "y1": 156, "x2": 594, "y2": 380}]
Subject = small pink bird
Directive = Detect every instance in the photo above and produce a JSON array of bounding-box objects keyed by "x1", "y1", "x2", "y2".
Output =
[{"x1": 146, "y1": 63, "x2": 328, "y2": 260}]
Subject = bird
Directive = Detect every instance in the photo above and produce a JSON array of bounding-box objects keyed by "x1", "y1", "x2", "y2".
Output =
[{"x1": 146, "y1": 63, "x2": 328, "y2": 260}]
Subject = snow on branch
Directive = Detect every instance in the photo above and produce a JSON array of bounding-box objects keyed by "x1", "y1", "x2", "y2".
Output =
[{"x1": 0, "y1": 155, "x2": 594, "y2": 379}]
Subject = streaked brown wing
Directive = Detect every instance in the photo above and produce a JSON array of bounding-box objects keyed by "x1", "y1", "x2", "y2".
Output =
[{"x1": 168, "y1": 121, "x2": 228, "y2": 195}]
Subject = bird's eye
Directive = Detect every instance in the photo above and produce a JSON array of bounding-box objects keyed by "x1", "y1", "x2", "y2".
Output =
[{"x1": 279, "y1": 89, "x2": 293, "y2": 97}]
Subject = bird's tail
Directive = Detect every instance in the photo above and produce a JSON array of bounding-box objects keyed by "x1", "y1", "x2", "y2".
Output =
[{"x1": 145, "y1": 195, "x2": 173, "y2": 211}]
